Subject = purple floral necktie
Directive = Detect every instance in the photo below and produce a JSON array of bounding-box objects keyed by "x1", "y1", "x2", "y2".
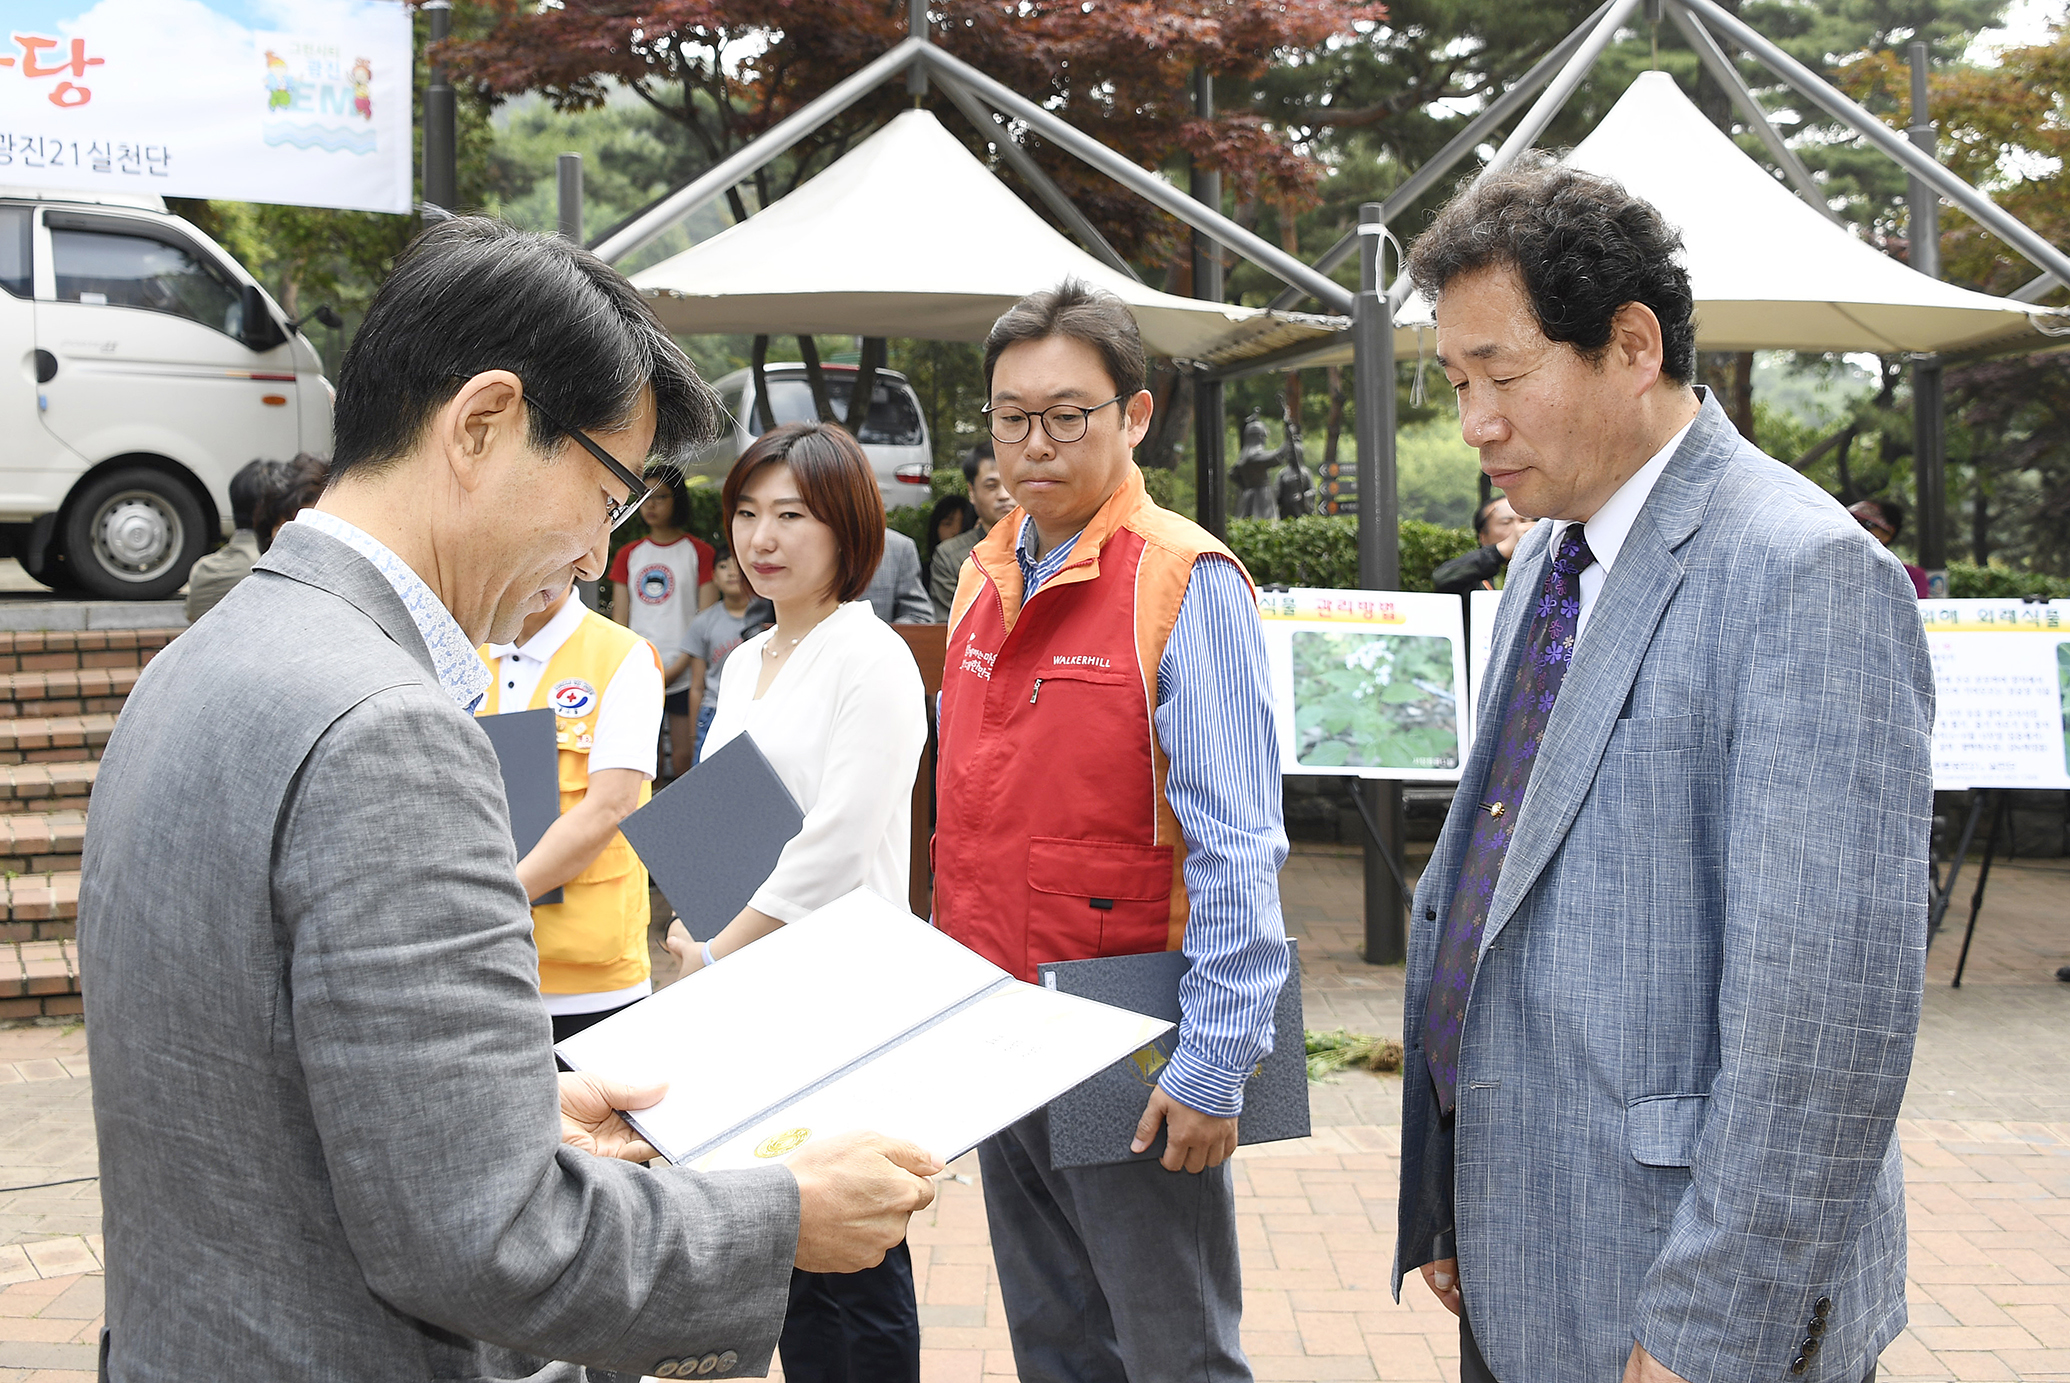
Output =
[{"x1": 1423, "y1": 524, "x2": 1596, "y2": 1113}]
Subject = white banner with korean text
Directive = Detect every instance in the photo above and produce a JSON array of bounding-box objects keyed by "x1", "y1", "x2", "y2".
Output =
[
  {"x1": 0, "y1": 0, "x2": 411, "y2": 213},
  {"x1": 1258, "y1": 586, "x2": 1469, "y2": 783},
  {"x1": 1922, "y1": 599, "x2": 2070, "y2": 791}
]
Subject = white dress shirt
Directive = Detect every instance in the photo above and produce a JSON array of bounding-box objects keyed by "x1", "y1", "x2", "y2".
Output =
[
  {"x1": 703, "y1": 601, "x2": 927, "y2": 922},
  {"x1": 1553, "y1": 416, "x2": 1696, "y2": 639},
  {"x1": 482, "y1": 596, "x2": 665, "y2": 778}
]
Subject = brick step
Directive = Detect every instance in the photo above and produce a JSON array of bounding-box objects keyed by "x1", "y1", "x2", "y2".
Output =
[
  {"x1": 0, "y1": 759, "x2": 94, "y2": 814},
  {"x1": 0, "y1": 809, "x2": 86, "y2": 874},
  {"x1": 0, "y1": 939, "x2": 80, "y2": 1018},
  {"x1": 0, "y1": 628, "x2": 178, "y2": 662},
  {"x1": 0, "y1": 713, "x2": 117, "y2": 765},
  {"x1": 0, "y1": 871, "x2": 77, "y2": 942},
  {"x1": 0, "y1": 666, "x2": 139, "y2": 720}
]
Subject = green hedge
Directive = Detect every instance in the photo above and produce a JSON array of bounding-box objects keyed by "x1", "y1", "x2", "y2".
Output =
[
  {"x1": 1944, "y1": 562, "x2": 2070, "y2": 601},
  {"x1": 1226, "y1": 516, "x2": 1478, "y2": 593}
]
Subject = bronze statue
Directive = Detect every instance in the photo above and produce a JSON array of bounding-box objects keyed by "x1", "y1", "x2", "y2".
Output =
[{"x1": 1230, "y1": 408, "x2": 1308, "y2": 520}]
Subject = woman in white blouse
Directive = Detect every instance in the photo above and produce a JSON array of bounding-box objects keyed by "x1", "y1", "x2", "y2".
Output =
[{"x1": 665, "y1": 420, "x2": 928, "y2": 1383}]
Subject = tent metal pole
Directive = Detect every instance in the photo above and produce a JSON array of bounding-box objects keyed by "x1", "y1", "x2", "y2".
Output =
[
  {"x1": 933, "y1": 74, "x2": 1141, "y2": 281},
  {"x1": 1378, "y1": 0, "x2": 1641, "y2": 310},
  {"x1": 1353, "y1": 202, "x2": 1406, "y2": 965},
  {"x1": 919, "y1": 46, "x2": 1355, "y2": 312},
  {"x1": 595, "y1": 38, "x2": 927, "y2": 265},
  {"x1": 907, "y1": 0, "x2": 928, "y2": 97},
  {"x1": 1266, "y1": 0, "x2": 1615, "y2": 312},
  {"x1": 1193, "y1": 69, "x2": 1228, "y2": 539},
  {"x1": 2010, "y1": 272, "x2": 2061, "y2": 304},
  {"x1": 1908, "y1": 41, "x2": 1948, "y2": 586},
  {"x1": 1677, "y1": 0, "x2": 2070, "y2": 288},
  {"x1": 1484, "y1": 0, "x2": 1643, "y2": 171},
  {"x1": 1664, "y1": 3, "x2": 1842, "y2": 226}
]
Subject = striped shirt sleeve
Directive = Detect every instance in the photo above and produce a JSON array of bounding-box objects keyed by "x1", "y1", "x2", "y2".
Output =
[{"x1": 1153, "y1": 555, "x2": 1291, "y2": 1118}]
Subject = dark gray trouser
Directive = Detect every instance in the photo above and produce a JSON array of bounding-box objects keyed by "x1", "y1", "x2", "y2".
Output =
[{"x1": 977, "y1": 1107, "x2": 1251, "y2": 1383}]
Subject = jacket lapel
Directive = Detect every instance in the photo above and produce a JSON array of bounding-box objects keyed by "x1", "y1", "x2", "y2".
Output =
[
  {"x1": 1476, "y1": 392, "x2": 1734, "y2": 958},
  {"x1": 254, "y1": 523, "x2": 441, "y2": 685}
]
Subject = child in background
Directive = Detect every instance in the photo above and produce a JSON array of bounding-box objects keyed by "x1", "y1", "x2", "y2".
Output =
[
  {"x1": 609, "y1": 475, "x2": 717, "y2": 778},
  {"x1": 665, "y1": 551, "x2": 769, "y2": 766}
]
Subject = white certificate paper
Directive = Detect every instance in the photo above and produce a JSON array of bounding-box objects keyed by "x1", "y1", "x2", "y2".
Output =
[{"x1": 554, "y1": 889, "x2": 1172, "y2": 1167}]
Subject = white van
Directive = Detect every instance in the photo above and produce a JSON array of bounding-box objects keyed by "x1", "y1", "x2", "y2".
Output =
[
  {"x1": 0, "y1": 188, "x2": 332, "y2": 599},
  {"x1": 689, "y1": 363, "x2": 934, "y2": 508}
]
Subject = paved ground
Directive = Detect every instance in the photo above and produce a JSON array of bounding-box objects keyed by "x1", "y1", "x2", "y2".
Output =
[{"x1": 1, "y1": 846, "x2": 2063, "y2": 1381}]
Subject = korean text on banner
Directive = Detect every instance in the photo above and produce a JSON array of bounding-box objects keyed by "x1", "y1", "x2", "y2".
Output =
[
  {"x1": 1923, "y1": 599, "x2": 2070, "y2": 791},
  {"x1": 1258, "y1": 586, "x2": 1469, "y2": 783},
  {"x1": 0, "y1": 0, "x2": 412, "y2": 214}
]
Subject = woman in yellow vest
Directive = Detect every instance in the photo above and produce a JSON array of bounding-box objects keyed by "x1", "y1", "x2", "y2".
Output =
[{"x1": 478, "y1": 569, "x2": 665, "y2": 1041}]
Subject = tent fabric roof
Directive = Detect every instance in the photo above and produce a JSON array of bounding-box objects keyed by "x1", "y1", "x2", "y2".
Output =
[
  {"x1": 632, "y1": 109, "x2": 1346, "y2": 369},
  {"x1": 1371, "y1": 72, "x2": 2070, "y2": 360}
]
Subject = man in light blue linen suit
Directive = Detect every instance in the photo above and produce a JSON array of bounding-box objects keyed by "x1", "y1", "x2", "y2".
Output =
[{"x1": 1393, "y1": 162, "x2": 1933, "y2": 1383}]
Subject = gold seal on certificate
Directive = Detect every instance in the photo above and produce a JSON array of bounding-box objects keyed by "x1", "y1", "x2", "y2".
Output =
[{"x1": 755, "y1": 1128, "x2": 812, "y2": 1159}]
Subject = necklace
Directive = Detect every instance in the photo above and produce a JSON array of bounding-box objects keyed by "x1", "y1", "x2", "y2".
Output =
[{"x1": 762, "y1": 632, "x2": 805, "y2": 661}]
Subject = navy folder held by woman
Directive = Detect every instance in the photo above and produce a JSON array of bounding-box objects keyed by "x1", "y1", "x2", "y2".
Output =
[{"x1": 618, "y1": 734, "x2": 805, "y2": 940}]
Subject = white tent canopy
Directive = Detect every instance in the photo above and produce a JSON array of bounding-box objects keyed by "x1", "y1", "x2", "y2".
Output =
[
  {"x1": 632, "y1": 109, "x2": 1345, "y2": 371},
  {"x1": 1376, "y1": 71, "x2": 2070, "y2": 360}
]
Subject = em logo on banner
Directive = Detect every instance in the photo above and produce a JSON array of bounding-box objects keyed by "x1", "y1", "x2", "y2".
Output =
[{"x1": 0, "y1": 0, "x2": 412, "y2": 214}]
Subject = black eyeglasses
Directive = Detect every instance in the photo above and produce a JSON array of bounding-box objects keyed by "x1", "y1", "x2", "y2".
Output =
[
  {"x1": 517, "y1": 385, "x2": 657, "y2": 532},
  {"x1": 981, "y1": 393, "x2": 1127, "y2": 445}
]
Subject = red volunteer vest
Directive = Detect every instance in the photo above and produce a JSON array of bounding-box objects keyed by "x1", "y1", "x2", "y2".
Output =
[{"x1": 935, "y1": 467, "x2": 1252, "y2": 982}]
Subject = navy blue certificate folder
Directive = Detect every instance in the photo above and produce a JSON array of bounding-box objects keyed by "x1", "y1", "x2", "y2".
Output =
[
  {"x1": 1037, "y1": 939, "x2": 1309, "y2": 1170},
  {"x1": 619, "y1": 734, "x2": 805, "y2": 941},
  {"x1": 477, "y1": 706, "x2": 563, "y2": 906}
]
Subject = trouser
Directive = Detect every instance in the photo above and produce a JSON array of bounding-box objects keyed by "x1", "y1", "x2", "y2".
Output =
[
  {"x1": 1458, "y1": 1311, "x2": 1879, "y2": 1383},
  {"x1": 777, "y1": 1240, "x2": 920, "y2": 1383},
  {"x1": 977, "y1": 1106, "x2": 1251, "y2": 1383},
  {"x1": 549, "y1": 1000, "x2": 638, "y2": 1046}
]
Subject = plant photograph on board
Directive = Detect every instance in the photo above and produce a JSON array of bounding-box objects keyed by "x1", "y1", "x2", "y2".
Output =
[{"x1": 1290, "y1": 630, "x2": 1458, "y2": 771}]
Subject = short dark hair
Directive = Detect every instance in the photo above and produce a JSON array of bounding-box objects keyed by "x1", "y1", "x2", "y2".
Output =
[
  {"x1": 1471, "y1": 497, "x2": 1503, "y2": 542},
  {"x1": 721, "y1": 423, "x2": 885, "y2": 605},
  {"x1": 1407, "y1": 160, "x2": 1697, "y2": 385},
  {"x1": 961, "y1": 438, "x2": 995, "y2": 485},
  {"x1": 255, "y1": 453, "x2": 330, "y2": 553},
  {"x1": 983, "y1": 279, "x2": 1146, "y2": 400},
  {"x1": 1860, "y1": 497, "x2": 1905, "y2": 536},
  {"x1": 329, "y1": 217, "x2": 720, "y2": 483},
  {"x1": 925, "y1": 494, "x2": 979, "y2": 562},
  {"x1": 228, "y1": 459, "x2": 270, "y2": 531}
]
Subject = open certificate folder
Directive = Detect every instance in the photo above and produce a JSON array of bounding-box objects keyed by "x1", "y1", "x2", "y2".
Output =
[{"x1": 553, "y1": 889, "x2": 1173, "y2": 1171}]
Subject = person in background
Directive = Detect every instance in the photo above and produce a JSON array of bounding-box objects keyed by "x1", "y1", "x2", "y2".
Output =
[
  {"x1": 935, "y1": 280, "x2": 1290, "y2": 1383},
  {"x1": 184, "y1": 459, "x2": 274, "y2": 621},
  {"x1": 663, "y1": 550, "x2": 770, "y2": 765},
  {"x1": 930, "y1": 439, "x2": 1016, "y2": 621},
  {"x1": 610, "y1": 474, "x2": 718, "y2": 778},
  {"x1": 664, "y1": 421, "x2": 929, "y2": 1383},
  {"x1": 1431, "y1": 494, "x2": 1537, "y2": 595},
  {"x1": 254, "y1": 452, "x2": 331, "y2": 552},
  {"x1": 924, "y1": 494, "x2": 978, "y2": 567},
  {"x1": 479, "y1": 538, "x2": 665, "y2": 1042},
  {"x1": 863, "y1": 524, "x2": 934, "y2": 624},
  {"x1": 1849, "y1": 497, "x2": 1931, "y2": 597}
]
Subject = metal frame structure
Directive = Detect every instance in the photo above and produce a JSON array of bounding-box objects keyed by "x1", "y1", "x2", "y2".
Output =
[{"x1": 554, "y1": 0, "x2": 2066, "y2": 967}]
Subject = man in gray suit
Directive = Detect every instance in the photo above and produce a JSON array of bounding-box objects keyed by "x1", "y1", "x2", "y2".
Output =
[
  {"x1": 1394, "y1": 163, "x2": 1933, "y2": 1383},
  {"x1": 80, "y1": 218, "x2": 937, "y2": 1382},
  {"x1": 864, "y1": 526, "x2": 934, "y2": 623}
]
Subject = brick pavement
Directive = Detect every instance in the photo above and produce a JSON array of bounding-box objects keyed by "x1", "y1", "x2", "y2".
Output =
[{"x1": 2, "y1": 849, "x2": 2064, "y2": 1381}]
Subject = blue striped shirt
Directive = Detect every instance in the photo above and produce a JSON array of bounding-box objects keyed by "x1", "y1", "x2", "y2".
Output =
[{"x1": 1014, "y1": 516, "x2": 1290, "y2": 1118}]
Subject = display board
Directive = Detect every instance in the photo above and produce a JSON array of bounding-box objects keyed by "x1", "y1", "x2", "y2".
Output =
[
  {"x1": 1923, "y1": 599, "x2": 2070, "y2": 791},
  {"x1": 1259, "y1": 587, "x2": 1468, "y2": 782},
  {"x1": 1467, "y1": 587, "x2": 1503, "y2": 731},
  {"x1": 0, "y1": 0, "x2": 413, "y2": 214}
]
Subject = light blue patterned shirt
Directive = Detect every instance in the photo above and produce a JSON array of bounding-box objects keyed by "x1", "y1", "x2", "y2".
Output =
[
  {"x1": 289, "y1": 510, "x2": 491, "y2": 715},
  {"x1": 1014, "y1": 516, "x2": 1291, "y2": 1119}
]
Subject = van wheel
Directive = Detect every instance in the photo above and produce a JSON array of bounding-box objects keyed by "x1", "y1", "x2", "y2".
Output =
[{"x1": 61, "y1": 469, "x2": 208, "y2": 601}]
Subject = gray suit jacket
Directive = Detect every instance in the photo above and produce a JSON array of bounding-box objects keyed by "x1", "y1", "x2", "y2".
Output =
[
  {"x1": 865, "y1": 528, "x2": 934, "y2": 624},
  {"x1": 81, "y1": 524, "x2": 799, "y2": 1382},
  {"x1": 928, "y1": 523, "x2": 986, "y2": 623},
  {"x1": 1394, "y1": 393, "x2": 1933, "y2": 1383}
]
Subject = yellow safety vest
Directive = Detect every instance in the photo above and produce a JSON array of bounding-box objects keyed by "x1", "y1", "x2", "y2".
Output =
[{"x1": 478, "y1": 611, "x2": 658, "y2": 995}]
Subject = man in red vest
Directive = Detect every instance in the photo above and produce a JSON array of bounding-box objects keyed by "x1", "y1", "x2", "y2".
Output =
[{"x1": 936, "y1": 280, "x2": 1290, "y2": 1383}]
